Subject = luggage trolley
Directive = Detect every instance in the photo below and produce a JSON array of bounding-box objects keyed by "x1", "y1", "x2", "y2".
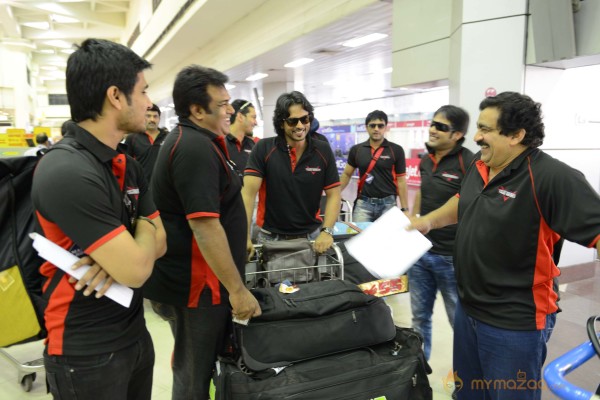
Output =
[
  {"x1": 245, "y1": 242, "x2": 344, "y2": 289},
  {"x1": 0, "y1": 348, "x2": 44, "y2": 392},
  {"x1": 543, "y1": 315, "x2": 600, "y2": 400}
]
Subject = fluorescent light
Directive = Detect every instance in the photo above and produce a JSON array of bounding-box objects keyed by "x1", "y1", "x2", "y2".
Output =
[
  {"x1": 60, "y1": 48, "x2": 75, "y2": 54},
  {"x1": 41, "y1": 66, "x2": 59, "y2": 71},
  {"x1": 22, "y1": 21, "x2": 51, "y2": 30},
  {"x1": 382, "y1": 67, "x2": 393, "y2": 74},
  {"x1": 225, "y1": 84, "x2": 236, "y2": 90},
  {"x1": 342, "y1": 33, "x2": 388, "y2": 48},
  {"x1": 284, "y1": 58, "x2": 314, "y2": 68},
  {"x1": 35, "y1": 49, "x2": 55, "y2": 54},
  {"x1": 245, "y1": 73, "x2": 268, "y2": 82}
]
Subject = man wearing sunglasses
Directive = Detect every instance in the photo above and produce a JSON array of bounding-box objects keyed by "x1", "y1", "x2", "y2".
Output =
[
  {"x1": 242, "y1": 91, "x2": 341, "y2": 254},
  {"x1": 340, "y1": 110, "x2": 409, "y2": 222},
  {"x1": 409, "y1": 92, "x2": 600, "y2": 400},
  {"x1": 408, "y1": 105, "x2": 474, "y2": 364}
]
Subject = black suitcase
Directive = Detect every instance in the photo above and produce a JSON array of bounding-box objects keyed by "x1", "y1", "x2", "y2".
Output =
[
  {"x1": 234, "y1": 280, "x2": 396, "y2": 371},
  {"x1": 215, "y1": 327, "x2": 432, "y2": 400}
]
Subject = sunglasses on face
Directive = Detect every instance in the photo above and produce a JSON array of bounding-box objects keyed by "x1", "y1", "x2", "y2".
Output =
[
  {"x1": 284, "y1": 115, "x2": 311, "y2": 126},
  {"x1": 430, "y1": 121, "x2": 454, "y2": 132},
  {"x1": 368, "y1": 123, "x2": 386, "y2": 129}
]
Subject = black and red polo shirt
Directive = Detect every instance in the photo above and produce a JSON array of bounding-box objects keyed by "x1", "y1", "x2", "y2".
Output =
[
  {"x1": 455, "y1": 147, "x2": 600, "y2": 331},
  {"x1": 144, "y1": 119, "x2": 246, "y2": 308},
  {"x1": 32, "y1": 125, "x2": 158, "y2": 356},
  {"x1": 346, "y1": 138, "x2": 406, "y2": 198},
  {"x1": 124, "y1": 129, "x2": 168, "y2": 182},
  {"x1": 226, "y1": 133, "x2": 255, "y2": 171},
  {"x1": 420, "y1": 141, "x2": 474, "y2": 255},
  {"x1": 244, "y1": 135, "x2": 340, "y2": 235}
]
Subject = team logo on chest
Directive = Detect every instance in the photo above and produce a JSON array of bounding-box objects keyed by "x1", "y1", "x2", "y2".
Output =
[
  {"x1": 498, "y1": 186, "x2": 517, "y2": 202},
  {"x1": 441, "y1": 171, "x2": 459, "y2": 181},
  {"x1": 304, "y1": 166, "x2": 322, "y2": 175}
]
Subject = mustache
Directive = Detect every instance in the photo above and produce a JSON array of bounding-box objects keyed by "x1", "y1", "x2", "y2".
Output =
[{"x1": 476, "y1": 139, "x2": 487, "y2": 147}]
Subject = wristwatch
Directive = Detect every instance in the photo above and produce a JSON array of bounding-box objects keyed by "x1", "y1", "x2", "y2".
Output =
[
  {"x1": 320, "y1": 226, "x2": 334, "y2": 235},
  {"x1": 400, "y1": 208, "x2": 409, "y2": 212}
]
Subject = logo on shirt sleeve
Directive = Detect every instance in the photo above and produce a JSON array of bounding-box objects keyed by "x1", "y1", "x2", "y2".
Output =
[
  {"x1": 304, "y1": 166, "x2": 322, "y2": 175},
  {"x1": 498, "y1": 186, "x2": 517, "y2": 201}
]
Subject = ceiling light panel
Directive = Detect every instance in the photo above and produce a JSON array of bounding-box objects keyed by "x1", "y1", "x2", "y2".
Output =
[
  {"x1": 284, "y1": 58, "x2": 314, "y2": 68},
  {"x1": 245, "y1": 73, "x2": 268, "y2": 81},
  {"x1": 342, "y1": 33, "x2": 388, "y2": 48}
]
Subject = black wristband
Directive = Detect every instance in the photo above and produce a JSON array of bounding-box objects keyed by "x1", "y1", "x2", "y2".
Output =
[{"x1": 400, "y1": 207, "x2": 409, "y2": 212}]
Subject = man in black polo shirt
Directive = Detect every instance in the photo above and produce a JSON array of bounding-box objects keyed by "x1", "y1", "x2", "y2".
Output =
[
  {"x1": 144, "y1": 65, "x2": 261, "y2": 400},
  {"x1": 410, "y1": 92, "x2": 600, "y2": 400},
  {"x1": 125, "y1": 103, "x2": 168, "y2": 182},
  {"x1": 242, "y1": 91, "x2": 341, "y2": 254},
  {"x1": 408, "y1": 105, "x2": 474, "y2": 362},
  {"x1": 340, "y1": 110, "x2": 409, "y2": 221},
  {"x1": 226, "y1": 99, "x2": 257, "y2": 171},
  {"x1": 31, "y1": 38, "x2": 167, "y2": 400}
]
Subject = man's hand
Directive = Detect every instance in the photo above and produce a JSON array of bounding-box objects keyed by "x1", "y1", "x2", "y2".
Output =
[
  {"x1": 313, "y1": 231, "x2": 333, "y2": 254},
  {"x1": 406, "y1": 216, "x2": 434, "y2": 235},
  {"x1": 69, "y1": 256, "x2": 114, "y2": 298},
  {"x1": 246, "y1": 237, "x2": 255, "y2": 261},
  {"x1": 229, "y1": 287, "x2": 262, "y2": 321}
]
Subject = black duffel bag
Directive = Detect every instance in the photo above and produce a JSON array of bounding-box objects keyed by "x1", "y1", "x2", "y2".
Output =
[
  {"x1": 234, "y1": 280, "x2": 396, "y2": 371},
  {"x1": 216, "y1": 327, "x2": 433, "y2": 400}
]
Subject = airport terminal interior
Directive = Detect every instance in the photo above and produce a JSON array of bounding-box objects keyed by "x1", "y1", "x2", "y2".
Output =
[{"x1": 1, "y1": 0, "x2": 600, "y2": 399}]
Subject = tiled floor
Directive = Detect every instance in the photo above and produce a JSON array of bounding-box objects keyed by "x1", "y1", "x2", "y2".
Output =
[{"x1": 1, "y1": 266, "x2": 599, "y2": 399}]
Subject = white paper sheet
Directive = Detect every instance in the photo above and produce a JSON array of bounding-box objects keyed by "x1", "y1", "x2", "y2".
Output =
[
  {"x1": 345, "y1": 207, "x2": 432, "y2": 279},
  {"x1": 30, "y1": 233, "x2": 133, "y2": 308}
]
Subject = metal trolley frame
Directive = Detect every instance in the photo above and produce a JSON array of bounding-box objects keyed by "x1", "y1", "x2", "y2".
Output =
[
  {"x1": 0, "y1": 346, "x2": 44, "y2": 392},
  {"x1": 244, "y1": 242, "x2": 344, "y2": 289}
]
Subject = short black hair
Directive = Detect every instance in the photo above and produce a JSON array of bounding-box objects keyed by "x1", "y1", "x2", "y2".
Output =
[
  {"x1": 273, "y1": 91, "x2": 314, "y2": 137},
  {"x1": 60, "y1": 120, "x2": 75, "y2": 137},
  {"x1": 173, "y1": 65, "x2": 228, "y2": 119},
  {"x1": 365, "y1": 110, "x2": 388, "y2": 126},
  {"x1": 35, "y1": 133, "x2": 48, "y2": 145},
  {"x1": 434, "y1": 105, "x2": 470, "y2": 134},
  {"x1": 230, "y1": 99, "x2": 254, "y2": 124},
  {"x1": 479, "y1": 92, "x2": 545, "y2": 148},
  {"x1": 148, "y1": 103, "x2": 161, "y2": 116},
  {"x1": 66, "y1": 38, "x2": 151, "y2": 122}
]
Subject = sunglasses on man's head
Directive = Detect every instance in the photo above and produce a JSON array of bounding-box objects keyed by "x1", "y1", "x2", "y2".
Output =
[
  {"x1": 430, "y1": 121, "x2": 454, "y2": 132},
  {"x1": 284, "y1": 115, "x2": 311, "y2": 126},
  {"x1": 368, "y1": 123, "x2": 386, "y2": 129}
]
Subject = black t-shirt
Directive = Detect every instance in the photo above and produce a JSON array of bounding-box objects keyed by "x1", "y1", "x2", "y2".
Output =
[
  {"x1": 124, "y1": 129, "x2": 168, "y2": 182},
  {"x1": 244, "y1": 135, "x2": 340, "y2": 235},
  {"x1": 419, "y1": 142, "x2": 474, "y2": 255},
  {"x1": 145, "y1": 119, "x2": 247, "y2": 307},
  {"x1": 455, "y1": 148, "x2": 600, "y2": 331},
  {"x1": 32, "y1": 125, "x2": 157, "y2": 356},
  {"x1": 347, "y1": 139, "x2": 406, "y2": 198},
  {"x1": 225, "y1": 133, "x2": 255, "y2": 172}
]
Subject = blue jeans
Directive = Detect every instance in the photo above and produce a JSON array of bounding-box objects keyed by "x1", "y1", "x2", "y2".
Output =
[
  {"x1": 408, "y1": 252, "x2": 457, "y2": 360},
  {"x1": 453, "y1": 301, "x2": 556, "y2": 400},
  {"x1": 352, "y1": 195, "x2": 396, "y2": 222},
  {"x1": 151, "y1": 290, "x2": 231, "y2": 400},
  {"x1": 44, "y1": 330, "x2": 154, "y2": 400}
]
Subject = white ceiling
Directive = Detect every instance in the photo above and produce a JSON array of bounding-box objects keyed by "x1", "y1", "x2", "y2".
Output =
[
  {"x1": 0, "y1": 0, "x2": 423, "y2": 110},
  {"x1": 0, "y1": 0, "x2": 129, "y2": 86}
]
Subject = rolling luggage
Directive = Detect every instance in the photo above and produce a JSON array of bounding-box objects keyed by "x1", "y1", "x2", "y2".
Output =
[
  {"x1": 215, "y1": 327, "x2": 432, "y2": 400},
  {"x1": 234, "y1": 279, "x2": 396, "y2": 371}
]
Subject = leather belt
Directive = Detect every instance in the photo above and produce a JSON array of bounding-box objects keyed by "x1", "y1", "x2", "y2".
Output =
[{"x1": 359, "y1": 194, "x2": 396, "y2": 205}]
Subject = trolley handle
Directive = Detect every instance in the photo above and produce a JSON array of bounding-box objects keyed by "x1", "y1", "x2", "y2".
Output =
[{"x1": 543, "y1": 336, "x2": 600, "y2": 400}]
